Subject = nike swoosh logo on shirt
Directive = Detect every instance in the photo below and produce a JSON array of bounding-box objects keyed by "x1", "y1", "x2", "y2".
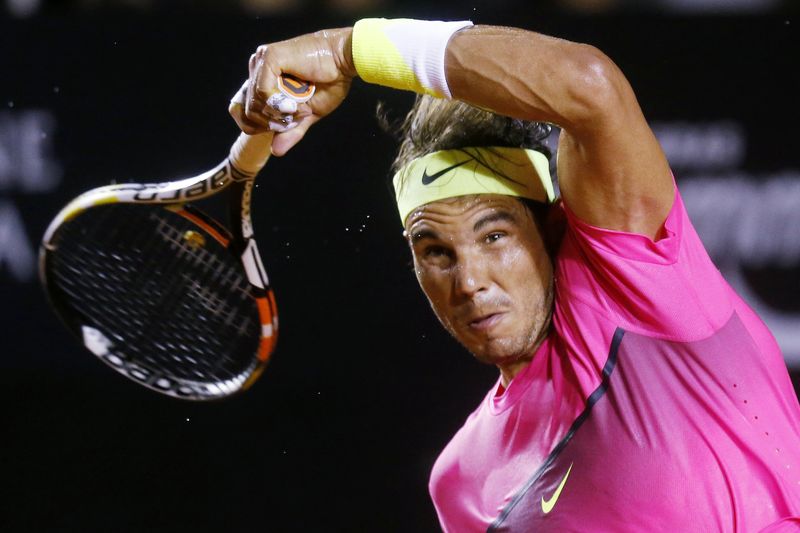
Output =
[
  {"x1": 541, "y1": 462, "x2": 573, "y2": 514},
  {"x1": 421, "y1": 158, "x2": 472, "y2": 185}
]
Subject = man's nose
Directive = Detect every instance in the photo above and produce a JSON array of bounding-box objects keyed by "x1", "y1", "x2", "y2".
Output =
[{"x1": 452, "y1": 252, "x2": 489, "y2": 299}]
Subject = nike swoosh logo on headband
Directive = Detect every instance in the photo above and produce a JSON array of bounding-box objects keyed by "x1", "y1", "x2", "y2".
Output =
[{"x1": 421, "y1": 158, "x2": 473, "y2": 185}]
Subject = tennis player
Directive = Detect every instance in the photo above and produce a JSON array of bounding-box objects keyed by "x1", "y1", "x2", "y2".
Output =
[{"x1": 230, "y1": 19, "x2": 800, "y2": 531}]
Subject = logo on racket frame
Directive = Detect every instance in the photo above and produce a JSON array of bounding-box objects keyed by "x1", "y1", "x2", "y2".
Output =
[{"x1": 114, "y1": 167, "x2": 230, "y2": 202}]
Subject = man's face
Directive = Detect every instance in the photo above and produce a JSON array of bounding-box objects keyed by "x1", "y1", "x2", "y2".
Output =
[{"x1": 406, "y1": 194, "x2": 553, "y2": 370}]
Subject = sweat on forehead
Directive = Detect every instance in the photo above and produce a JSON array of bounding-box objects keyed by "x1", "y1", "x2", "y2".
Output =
[
  {"x1": 405, "y1": 194, "x2": 529, "y2": 234},
  {"x1": 392, "y1": 146, "x2": 555, "y2": 226}
]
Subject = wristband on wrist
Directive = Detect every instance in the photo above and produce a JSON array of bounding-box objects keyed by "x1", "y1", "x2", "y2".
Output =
[{"x1": 351, "y1": 18, "x2": 473, "y2": 99}]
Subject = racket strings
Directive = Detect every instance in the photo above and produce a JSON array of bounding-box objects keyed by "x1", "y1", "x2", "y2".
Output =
[
  {"x1": 55, "y1": 229, "x2": 246, "y2": 382},
  {"x1": 154, "y1": 216, "x2": 255, "y2": 336},
  {"x1": 47, "y1": 204, "x2": 261, "y2": 390}
]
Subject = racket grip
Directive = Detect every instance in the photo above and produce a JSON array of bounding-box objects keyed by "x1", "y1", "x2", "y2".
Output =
[
  {"x1": 228, "y1": 80, "x2": 273, "y2": 174},
  {"x1": 229, "y1": 131, "x2": 274, "y2": 175}
]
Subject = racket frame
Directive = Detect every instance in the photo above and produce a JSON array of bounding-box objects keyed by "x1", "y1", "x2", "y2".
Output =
[{"x1": 39, "y1": 132, "x2": 279, "y2": 400}]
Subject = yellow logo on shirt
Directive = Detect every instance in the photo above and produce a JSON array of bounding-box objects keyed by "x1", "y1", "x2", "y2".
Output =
[{"x1": 541, "y1": 462, "x2": 573, "y2": 514}]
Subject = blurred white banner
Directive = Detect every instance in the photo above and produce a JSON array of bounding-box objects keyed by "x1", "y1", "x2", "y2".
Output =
[{"x1": 0, "y1": 109, "x2": 61, "y2": 283}]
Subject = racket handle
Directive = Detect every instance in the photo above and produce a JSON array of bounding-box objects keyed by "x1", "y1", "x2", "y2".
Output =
[
  {"x1": 227, "y1": 80, "x2": 271, "y2": 174},
  {"x1": 229, "y1": 131, "x2": 274, "y2": 176}
]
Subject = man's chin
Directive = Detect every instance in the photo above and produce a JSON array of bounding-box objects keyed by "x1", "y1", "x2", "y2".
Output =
[
  {"x1": 452, "y1": 318, "x2": 547, "y2": 371},
  {"x1": 466, "y1": 338, "x2": 526, "y2": 367}
]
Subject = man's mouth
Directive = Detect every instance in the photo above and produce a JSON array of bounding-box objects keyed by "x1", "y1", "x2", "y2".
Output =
[{"x1": 468, "y1": 312, "x2": 505, "y2": 332}]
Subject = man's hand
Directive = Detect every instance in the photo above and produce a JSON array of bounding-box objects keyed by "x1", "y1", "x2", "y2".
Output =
[{"x1": 229, "y1": 27, "x2": 356, "y2": 156}]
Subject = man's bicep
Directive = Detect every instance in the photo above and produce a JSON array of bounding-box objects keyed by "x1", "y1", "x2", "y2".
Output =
[
  {"x1": 556, "y1": 99, "x2": 674, "y2": 240},
  {"x1": 443, "y1": 24, "x2": 674, "y2": 235}
]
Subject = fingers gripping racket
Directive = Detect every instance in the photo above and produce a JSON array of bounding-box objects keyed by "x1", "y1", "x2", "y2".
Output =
[{"x1": 39, "y1": 76, "x2": 314, "y2": 401}]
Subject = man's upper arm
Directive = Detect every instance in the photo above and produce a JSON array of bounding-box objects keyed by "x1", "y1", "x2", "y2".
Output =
[
  {"x1": 554, "y1": 54, "x2": 674, "y2": 240},
  {"x1": 444, "y1": 26, "x2": 674, "y2": 240}
]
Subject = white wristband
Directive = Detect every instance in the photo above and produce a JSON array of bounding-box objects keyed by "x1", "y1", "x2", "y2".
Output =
[{"x1": 352, "y1": 18, "x2": 474, "y2": 99}]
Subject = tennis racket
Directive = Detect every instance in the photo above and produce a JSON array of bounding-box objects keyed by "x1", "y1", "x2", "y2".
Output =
[{"x1": 39, "y1": 75, "x2": 314, "y2": 401}]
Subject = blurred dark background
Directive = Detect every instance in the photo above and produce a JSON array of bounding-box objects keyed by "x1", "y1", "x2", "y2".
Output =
[{"x1": 2, "y1": 1, "x2": 799, "y2": 531}]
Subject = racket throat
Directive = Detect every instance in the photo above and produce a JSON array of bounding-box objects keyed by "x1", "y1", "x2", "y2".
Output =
[
  {"x1": 229, "y1": 178, "x2": 255, "y2": 241},
  {"x1": 241, "y1": 239, "x2": 269, "y2": 289},
  {"x1": 228, "y1": 179, "x2": 268, "y2": 290}
]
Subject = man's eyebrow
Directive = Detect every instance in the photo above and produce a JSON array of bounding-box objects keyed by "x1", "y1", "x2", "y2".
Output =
[
  {"x1": 473, "y1": 210, "x2": 518, "y2": 232},
  {"x1": 410, "y1": 228, "x2": 439, "y2": 244}
]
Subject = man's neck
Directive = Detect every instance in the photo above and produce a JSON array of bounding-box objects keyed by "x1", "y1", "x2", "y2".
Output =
[{"x1": 498, "y1": 317, "x2": 552, "y2": 387}]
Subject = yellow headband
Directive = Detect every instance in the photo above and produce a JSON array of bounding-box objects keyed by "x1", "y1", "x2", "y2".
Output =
[{"x1": 392, "y1": 146, "x2": 555, "y2": 225}]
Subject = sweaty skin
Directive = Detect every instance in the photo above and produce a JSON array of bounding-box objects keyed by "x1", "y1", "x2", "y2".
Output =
[
  {"x1": 230, "y1": 22, "x2": 800, "y2": 533},
  {"x1": 229, "y1": 22, "x2": 675, "y2": 376},
  {"x1": 231, "y1": 28, "x2": 356, "y2": 157},
  {"x1": 406, "y1": 195, "x2": 553, "y2": 385},
  {"x1": 444, "y1": 26, "x2": 674, "y2": 240},
  {"x1": 232, "y1": 25, "x2": 672, "y2": 237}
]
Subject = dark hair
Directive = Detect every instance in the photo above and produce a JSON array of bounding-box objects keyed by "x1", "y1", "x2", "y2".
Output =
[
  {"x1": 379, "y1": 94, "x2": 553, "y2": 175},
  {"x1": 381, "y1": 97, "x2": 563, "y2": 342},
  {"x1": 378, "y1": 95, "x2": 563, "y2": 258}
]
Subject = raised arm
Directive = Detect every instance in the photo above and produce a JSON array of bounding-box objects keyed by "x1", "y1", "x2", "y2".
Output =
[
  {"x1": 232, "y1": 20, "x2": 673, "y2": 238},
  {"x1": 445, "y1": 26, "x2": 673, "y2": 239}
]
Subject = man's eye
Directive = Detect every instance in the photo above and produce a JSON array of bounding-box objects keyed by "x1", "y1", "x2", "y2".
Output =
[
  {"x1": 485, "y1": 232, "x2": 505, "y2": 244},
  {"x1": 425, "y1": 245, "x2": 448, "y2": 258}
]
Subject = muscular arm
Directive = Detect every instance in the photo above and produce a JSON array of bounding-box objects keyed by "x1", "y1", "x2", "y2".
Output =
[
  {"x1": 235, "y1": 23, "x2": 673, "y2": 238},
  {"x1": 445, "y1": 26, "x2": 674, "y2": 239}
]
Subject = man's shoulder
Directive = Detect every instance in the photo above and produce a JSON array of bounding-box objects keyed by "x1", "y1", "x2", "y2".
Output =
[{"x1": 554, "y1": 186, "x2": 734, "y2": 340}]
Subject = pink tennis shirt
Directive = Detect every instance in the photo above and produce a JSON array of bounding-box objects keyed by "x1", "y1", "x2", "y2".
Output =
[{"x1": 429, "y1": 185, "x2": 800, "y2": 532}]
